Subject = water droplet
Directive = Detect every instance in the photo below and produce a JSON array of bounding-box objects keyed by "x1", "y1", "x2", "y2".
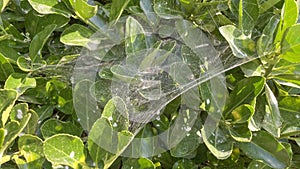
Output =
[
  {"x1": 253, "y1": 133, "x2": 257, "y2": 137},
  {"x1": 108, "y1": 116, "x2": 113, "y2": 121},
  {"x1": 77, "y1": 118, "x2": 81, "y2": 122},
  {"x1": 185, "y1": 126, "x2": 191, "y2": 132},
  {"x1": 112, "y1": 122, "x2": 118, "y2": 127},
  {"x1": 17, "y1": 109, "x2": 23, "y2": 119},
  {"x1": 156, "y1": 116, "x2": 160, "y2": 121},
  {"x1": 65, "y1": 166, "x2": 69, "y2": 169},
  {"x1": 69, "y1": 151, "x2": 75, "y2": 158},
  {"x1": 157, "y1": 154, "x2": 161, "y2": 157},
  {"x1": 19, "y1": 132, "x2": 25, "y2": 137},
  {"x1": 186, "y1": 133, "x2": 190, "y2": 136},
  {"x1": 38, "y1": 120, "x2": 42, "y2": 124},
  {"x1": 206, "y1": 99, "x2": 210, "y2": 104},
  {"x1": 196, "y1": 131, "x2": 202, "y2": 137},
  {"x1": 296, "y1": 114, "x2": 300, "y2": 119},
  {"x1": 255, "y1": 164, "x2": 259, "y2": 167}
]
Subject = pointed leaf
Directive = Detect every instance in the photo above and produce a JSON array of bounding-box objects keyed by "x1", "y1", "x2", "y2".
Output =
[
  {"x1": 28, "y1": 0, "x2": 71, "y2": 17},
  {"x1": 0, "y1": 54, "x2": 14, "y2": 81},
  {"x1": 69, "y1": 0, "x2": 97, "y2": 20},
  {"x1": 238, "y1": 131, "x2": 291, "y2": 168},
  {"x1": 281, "y1": 24, "x2": 300, "y2": 63},
  {"x1": 29, "y1": 24, "x2": 57, "y2": 62},
  {"x1": 238, "y1": 0, "x2": 259, "y2": 35},
  {"x1": 219, "y1": 25, "x2": 256, "y2": 58},
  {"x1": 110, "y1": 0, "x2": 130, "y2": 24},
  {"x1": 4, "y1": 73, "x2": 36, "y2": 96},
  {"x1": 0, "y1": 89, "x2": 17, "y2": 126},
  {"x1": 229, "y1": 123, "x2": 252, "y2": 142},
  {"x1": 60, "y1": 24, "x2": 94, "y2": 48}
]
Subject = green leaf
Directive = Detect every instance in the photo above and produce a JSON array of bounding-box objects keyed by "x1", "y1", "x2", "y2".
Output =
[
  {"x1": 257, "y1": 15, "x2": 280, "y2": 56},
  {"x1": 238, "y1": 0, "x2": 259, "y2": 35},
  {"x1": 279, "y1": 96, "x2": 300, "y2": 125},
  {"x1": 228, "y1": 104, "x2": 254, "y2": 124},
  {"x1": 219, "y1": 25, "x2": 256, "y2": 58},
  {"x1": 41, "y1": 119, "x2": 83, "y2": 139},
  {"x1": 4, "y1": 73, "x2": 36, "y2": 96},
  {"x1": 60, "y1": 24, "x2": 94, "y2": 48},
  {"x1": 73, "y1": 79, "x2": 101, "y2": 131},
  {"x1": 238, "y1": 131, "x2": 291, "y2": 168},
  {"x1": 0, "y1": 128, "x2": 4, "y2": 149},
  {"x1": 201, "y1": 126, "x2": 233, "y2": 159},
  {"x1": 153, "y1": 0, "x2": 183, "y2": 19},
  {"x1": 110, "y1": 0, "x2": 130, "y2": 24},
  {"x1": 172, "y1": 159, "x2": 197, "y2": 169},
  {"x1": 69, "y1": 0, "x2": 97, "y2": 20},
  {"x1": 0, "y1": 89, "x2": 17, "y2": 126},
  {"x1": 28, "y1": 0, "x2": 71, "y2": 17},
  {"x1": 229, "y1": 123, "x2": 252, "y2": 142},
  {"x1": 224, "y1": 76, "x2": 265, "y2": 116},
  {"x1": 43, "y1": 134, "x2": 87, "y2": 168},
  {"x1": 122, "y1": 158, "x2": 156, "y2": 169},
  {"x1": 275, "y1": 0, "x2": 298, "y2": 43},
  {"x1": 18, "y1": 134, "x2": 44, "y2": 169},
  {"x1": 261, "y1": 84, "x2": 281, "y2": 137},
  {"x1": 248, "y1": 160, "x2": 272, "y2": 169},
  {"x1": 88, "y1": 118, "x2": 133, "y2": 168},
  {"x1": 281, "y1": 24, "x2": 300, "y2": 63},
  {"x1": 125, "y1": 16, "x2": 146, "y2": 56},
  {"x1": 101, "y1": 97, "x2": 129, "y2": 131},
  {"x1": 25, "y1": 11, "x2": 70, "y2": 38},
  {"x1": 0, "y1": 53, "x2": 14, "y2": 81},
  {"x1": 29, "y1": 24, "x2": 57, "y2": 62},
  {"x1": 1, "y1": 114, "x2": 31, "y2": 155},
  {"x1": 0, "y1": 41, "x2": 21, "y2": 63}
]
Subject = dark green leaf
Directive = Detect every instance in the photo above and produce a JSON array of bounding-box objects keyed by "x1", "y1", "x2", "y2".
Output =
[
  {"x1": 41, "y1": 119, "x2": 83, "y2": 138},
  {"x1": 238, "y1": 0, "x2": 259, "y2": 35},
  {"x1": 228, "y1": 104, "x2": 254, "y2": 124},
  {"x1": 238, "y1": 131, "x2": 291, "y2": 168},
  {"x1": 229, "y1": 123, "x2": 252, "y2": 142},
  {"x1": 122, "y1": 158, "x2": 155, "y2": 169},
  {"x1": 110, "y1": 0, "x2": 131, "y2": 24},
  {"x1": 0, "y1": 53, "x2": 14, "y2": 81},
  {"x1": 29, "y1": 24, "x2": 57, "y2": 62}
]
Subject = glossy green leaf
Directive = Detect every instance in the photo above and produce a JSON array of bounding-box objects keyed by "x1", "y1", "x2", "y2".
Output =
[
  {"x1": 0, "y1": 54, "x2": 14, "y2": 82},
  {"x1": 60, "y1": 24, "x2": 94, "y2": 48},
  {"x1": 0, "y1": 89, "x2": 17, "y2": 126},
  {"x1": 281, "y1": 24, "x2": 300, "y2": 63},
  {"x1": 201, "y1": 126, "x2": 233, "y2": 159},
  {"x1": 125, "y1": 16, "x2": 147, "y2": 56},
  {"x1": 275, "y1": 0, "x2": 298, "y2": 43},
  {"x1": 41, "y1": 119, "x2": 83, "y2": 138},
  {"x1": 4, "y1": 73, "x2": 36, "y2": 96},
  {"x1": 229, "y1": 123, "x2": 252, "y2": 142},
  {"x1": 88, "y1": 117, "x2": 133, "y2": 168},
  {"x1": 228, "y1": 104, "x2": 254, "y2": 124},
  {"x1": 224, "y1": 76, "x2": 265, "y2": 116},
  {"x1": 248, "y1": 160, "x2": 272, "y2": 169},
  {"x1": 43, "y1": 134, "x2": 87, "y2": 168},
  {"x1": 0, "y1": 128, "x2": 4, "y2": 149},
  {"x1": 0, "y1": 41, "x2": 21, "y2": 63},
  {"x1": 238, "y1": 0, "x2": 259, "y2": 35},
  {"x1": 18, "y1": 134, "x2": 44, "y2": 169},
  {"x1": 25, "y1": 11, "x2": 70, "y2": 37},
  {"x1": 153, "y1": 0, "x2": 183, "y2": 19},
  {"x1": 122, "y1": 158, "x2": 156, "y2": 169},
  {"x1": 219, "y1": 25, "x2": 256, "y2": 58},
  {"x1": 69, "y1": 0, "x2": 97, "y2": 20},
  {"x1": 257, "y1": 15, "x2": 280, "y2": 56},
  {"x1": 238, "y1": 131, "x2": 291, "y2": 168},
  {"x1": 273, "y1": 74, "x2": 300, "y2": 86},
  {"x1": 29, "y1": 24, "x2": 57, "y2": 62},
  {"x1": 28, "y1": 0, "x2": 71, "y2": 17},
  {"x1": 101, "y1": 97, "x2": 129, "y2": 131},
  {"x1": 279, "y1": 96, "x2": 300, "y2": 125},
  {"x1": 1, "y1": 114, "x2": 31, "y2": 155},
  {"x1": 73, "y1": 79, "x2": 101, "y2": 131},
  {"x1": 172, "y1": 159, "x2": 197, "y2": 169},
  {"x1": 110, "y1": 0, "x2": 130, "y2": 24},
  {"x1": 262, "y1": 84, "x2": 281, "y2": 137}
]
